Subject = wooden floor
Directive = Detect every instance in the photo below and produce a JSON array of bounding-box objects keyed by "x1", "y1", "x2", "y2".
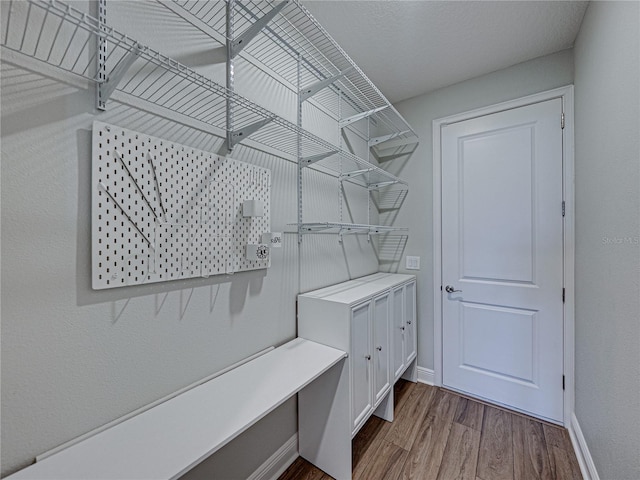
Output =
[{"x1": 279, "y1": 380, "x2": 582, "y2": 480}]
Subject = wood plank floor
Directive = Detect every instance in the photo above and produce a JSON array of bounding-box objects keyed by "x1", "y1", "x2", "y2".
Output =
[{"x1": 279, "y1": 381, "x2": 582, "y2": 480}]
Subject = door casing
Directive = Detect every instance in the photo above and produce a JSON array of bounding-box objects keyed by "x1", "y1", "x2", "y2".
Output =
[{"x1": 432, "y1": 86, "x2": 575, "y2": 427}]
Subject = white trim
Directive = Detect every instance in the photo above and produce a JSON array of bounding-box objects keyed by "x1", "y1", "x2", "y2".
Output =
[
  {"x1": 416, "y1": 367, "x2": 435, "y2": 386},
  {"x1": 568, "y1": 413, "x2": 600, "y2": 480},
  {"x1": 561, "y1": 87, "x2": 576, "y2": 429},
  {"x1": 247, "y1": 434, "x2": 299, "y2": 480},
  {"x1": 432, "y1": 116, "x2": 443, "y2": 388},
  {"x1": 432, "y1": 86, "x2": 576, "y2": 426}
]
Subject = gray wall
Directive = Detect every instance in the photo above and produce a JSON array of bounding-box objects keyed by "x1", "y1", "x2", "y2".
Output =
[
  {"x1": 387, "y1": 50, "x2": 574, "y2": 369},
  {"x1": 573, "y1": 2, "x2": 640, "y2": 479},
  {"x1": 0, "y1": 1, "x2": 379, "y2": 477}
]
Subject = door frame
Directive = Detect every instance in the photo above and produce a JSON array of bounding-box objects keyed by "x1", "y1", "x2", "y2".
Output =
[{"x1": 432, "y1": 86, "x2": 575, "y2": 426}]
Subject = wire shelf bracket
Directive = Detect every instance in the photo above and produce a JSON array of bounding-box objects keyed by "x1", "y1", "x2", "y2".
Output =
[
  {"x1": 367, "y1": 180, "x2": 399, "y2": 190},
  {"x1": 293, "y1": 222, "x2": 409, "y2": 243},
  {"x1": 373, "y1": 135, "x2": 420, "y2": 151},
  {"x1": 225, "y1": 0, "x2": 288, "y2": 152},
  {"x1": 98, "y1": 44, "x2": 142, "y2": 110},
  {"x1": 368, "y1": 130, "x2": 411, "y2": 148},
  {"x1": 231, "y1": 1, "x2": 289, "y2": 59},
  {"x1": 300, "y1": 150, "x2": 340, "y2": 167},
  {"x1": 229, "y1": 117, "x2": 275, "y2": 149},
  {"x1": 339, "y1": 106, "x2": 389, "y2": 129},
  {"x1": 339, "y1": 168, "x2": 374, "y2": 181},
  {"x1": 299, "y1": 67, "x2": 353, "y2": 103}
]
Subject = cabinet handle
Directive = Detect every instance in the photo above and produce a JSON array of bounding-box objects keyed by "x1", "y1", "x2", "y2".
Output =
[
  {"x1": 376, "y1": 346, "x2": 382, "y2": 351},
  {"x1": 400, "y1": 326, "x2": 405, "y2": 331},
  {"x1": 365, "y1": 354, "x2": 371, "y2": 360},
  {"x1": 407, "y1": 320, "x2": 412, "y2": 325}
]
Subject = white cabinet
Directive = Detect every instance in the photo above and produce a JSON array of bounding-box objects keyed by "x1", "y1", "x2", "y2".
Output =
[
  {"x1": 298, "y1": 273, "x2": 416, "y2": 437},
  {"x1": 392, "y1": 280, "x2": 417, "y2": 381},
  {"x1": 350, "y1": 301, "x2": 373, "y2": 430},
  {"x1": 372, "y1": 293, "x2": 391, "y2": 405},
  {"x1": 392, "y1": 285, "x2": 406, "y2": 379},
  {"x1": 404, "y1": 280, "x2": 417, "y2": 365}
]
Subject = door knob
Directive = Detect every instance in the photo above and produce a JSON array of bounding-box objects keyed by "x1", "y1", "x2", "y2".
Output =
[{"x1": 445, "y1": 285, "x2": 462, "y2": 293}]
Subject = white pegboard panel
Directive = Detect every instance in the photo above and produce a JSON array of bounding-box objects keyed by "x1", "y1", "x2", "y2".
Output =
[{"x1": 92, "y1": 121, "x2": 271, "y2": 289}]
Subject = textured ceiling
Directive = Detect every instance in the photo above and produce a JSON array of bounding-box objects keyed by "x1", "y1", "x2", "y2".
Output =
[{"x1": 304, "y1": 1, "x2": 588, "y2": 103}]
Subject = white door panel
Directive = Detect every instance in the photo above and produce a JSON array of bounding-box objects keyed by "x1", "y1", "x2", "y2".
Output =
[
  {"x1": 404, "y1": 281, "x2": 417, "y2": 363},
  {"x1": 373, "y1": 293, "x2": 390, "y2": 405},
  {"x1": 351, "y1": 302, "x2": 372, "y2": 431},
  {"x1": 392, "y1": 286, "x2": 405, "y2": 379},
  {"x1": 442, "y1": 98, "x2": 564, "y2": 422}
]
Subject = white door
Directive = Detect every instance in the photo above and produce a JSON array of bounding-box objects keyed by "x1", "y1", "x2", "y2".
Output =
[
  {"x1": 372, "y1": 293, "x2": 390, "y2": 405},
  {"x1": 391, "y1": 286, "x2": 405, "y2": 380},
  {"x1": 351, "y1": 302, "x2": 372, "y2": 432},
  {"x1": 404, "y1": 281, "x2": 417, "y2": 364},
  {"x1": 441, "y1": 98, "x2": 564, "y2": 423}
]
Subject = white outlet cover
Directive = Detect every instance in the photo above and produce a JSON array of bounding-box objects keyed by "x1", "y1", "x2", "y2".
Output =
[{"x1": 406, "y1": 256, "x2": 420, "y2": 270}]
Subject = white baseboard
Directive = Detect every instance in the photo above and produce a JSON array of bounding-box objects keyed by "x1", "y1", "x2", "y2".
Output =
[
  {"x1": 417, "y1": 367, "x2": 435, "y2": 385},
  {"x1": 247, "y1": 434, "x2": 298, "y2": 480},
  {"x1": 568, "y1": 412, "x2": 599, "y2": 480}
]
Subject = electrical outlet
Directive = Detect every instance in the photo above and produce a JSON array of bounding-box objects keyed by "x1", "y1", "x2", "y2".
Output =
[{"x1": 406, "y1": 256, "x2": 420, "y2": 270}]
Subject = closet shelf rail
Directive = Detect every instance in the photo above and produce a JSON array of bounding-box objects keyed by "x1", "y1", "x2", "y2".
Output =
[
  {"x1": 1, "y1": 0, "x2": 405, "y2": 188},
  {"x1": 165, "y1": 0, "x2": 418, "y2": 148}
]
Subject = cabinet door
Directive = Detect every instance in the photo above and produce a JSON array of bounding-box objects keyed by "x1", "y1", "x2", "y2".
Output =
[
  {"x1": 391, "y1": 286, "x2": 405, "y2": 380},
  {"x1": 404, "y1": 281, "x2": 417, "y2": 363},
  {"x1": 351, "y1": 302, "x2": 372, "y2": 432},
  {"x1": 372, "y1": 293, "x2": 391, "y2": 405}
]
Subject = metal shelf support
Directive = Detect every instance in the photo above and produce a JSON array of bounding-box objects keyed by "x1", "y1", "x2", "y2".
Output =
[
  {"x1": 293, "y1": 222, "x2": 409, "y2": 243},
  {"x1": 339, "y1": 106, "x2": 388, "y2": 129},
  {"x1": 368, "y1": 130, "x2": 411, "y2": 147},
  {"x1": 226, "y1": 0, "x2": 236, "y2": 151},
  {"x1": 299, "y1": 67, "x2": 353, "y2": 103},
  {"x1": 297, "y1": 52, "x2": 304, "y2": 243},
  {"x1": 339, "y1": 168, "x2": 374, "y2": 181},
  {"x1": 229, "y1": 117, "x2": 275, "y2": 149},
  {"x1": 225, "y1": 0, "x2": 286, "y2": 152},
  {"x1": 301, "y1": 150, "x2": 340, "y2": 167},
  {"x1": 367, "y1": 180, "x2": 398, "y2": 190},
  {"x1": 231, "y1": 1, "x2": 289, "y2": 59},
  {"x1": 98, "y1": 44, "x2": 142, "y2": 110},
  {"x1": 372, "y1": 135, "x2": 420, "y2": 151}
]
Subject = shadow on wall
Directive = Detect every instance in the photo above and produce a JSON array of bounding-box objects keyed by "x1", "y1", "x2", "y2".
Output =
[
  {"x1": 371, "y1": 142, "x2": 417, "y2": 175},
  {"x1": 373, "y1": 234, "x2": 409, "y2": 273},
  {"x1": 1, "y1": 89, "x2": 90, "y2": 138}
]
